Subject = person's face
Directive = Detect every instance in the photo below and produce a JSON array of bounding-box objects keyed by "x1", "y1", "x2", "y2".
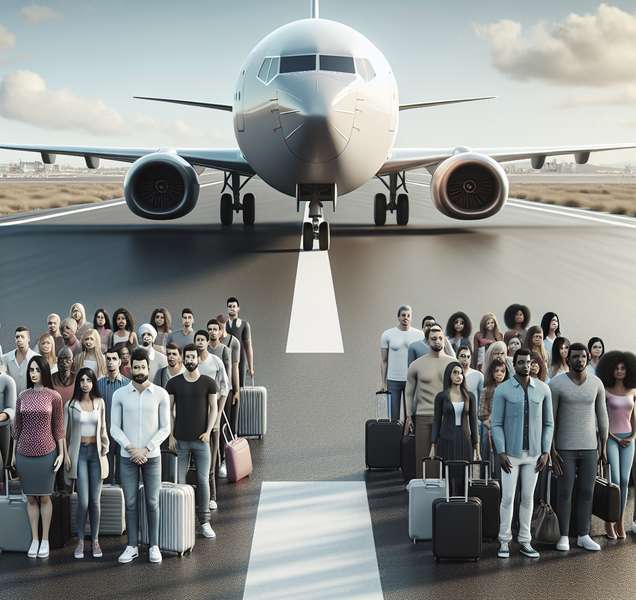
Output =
[
  {"x1": 450, "y1": 366, "x2": 464, "y2": 386},
  {"x1": 590, "y1": 342, "x2": 603, "y2": 358},
  {"x1": 58, "y1": 355, "x2": 72, "y2": 372},
  {"x1": 208, "y1": 324, "x2": 220, "y2": 341},
  {"x1": 166, "y1": 348, "x2": 180, "y2": 368},
  {"x1": 486, "y1": 318, "x2": 495, "y2": 331},
  {"x1": 29, "y1": 362, "x2": 42, "y2": 384},
  {"x1": 47, "y1": 316, "x2": 60, "y2": 335},
  {"x1": 61, "y1": 324, "x2": 74, "y2": 340},
  {"x1": 568, "y1": 349, "x2": 588, "y2": 372},
  {"x1": 515, "y1": 310, "x2": 525, "y2": 325},
  {"x1": 154, "y1": 312, "x2": 165, "y2": 327},
  {"x1": 614, "y1": 362, "x2": 626, "y2": 381},
  {"x1": 227, "y1": 302, "x2": 239, "y2": 318},
  {"x1": 514, "y1": 354, "x2": 531, "y2": 377},
  {"x1": 423, "y1": 318, "x2": 436, "y2": 330},
  {"x1": 532, "y1": 331, "x2": 543, "y2": 346},
  {"x1": 398, "y1": 310, "x2": 411, "y2": 328},
  {"x1": 184, "y1": 350, "x2": 198, "y2": 372},
  {"x1": 79, "y1": 374, "x2": 93, "y2": 395},
  {"x1": 492, "y1": 348, "x2": 506, "y2": 362},
  {"x1": 550, "y1": 316, "x2": 559, "y2": 333},
  {"x1": 95, "y1": 312, "x2": 106, "y2": 327},
  {"x1": 105, "y1": 352, "x2": 121, "y2": 373},
  {"x1": 119, "y1": 348, "x2": 130, "y2": 366},
  {"x1": 131, "y1": 359, "x2": 149, "y2": 383},
  {"x1": 218, "y1": 322, "x2": 227, "y2": 337},
  {"x1": 71, "y1": 307, "x2": 82, "y2": 322},
  {"x1": 508, "y1": 338, "x2": 521, "y2": 356},
  {"x1": 559, "y1": 343, "x2": 569, "y2": 360},
  {"x1": 454, "y1": 318, "x2": 464, "y2": 334},
  {"x1": 40, "y1": 338, "x2": 52, "y2": 355},
  {"x1": 15, "y1": 331, "x2": 29, "y2": 351},
  {"x1": 494, "y1": 365, "x2": 507, "y2": 383},
  {"x1": 194, "y1": 335, "x2": 207, "y2": 352},
  {"x1": 83, "y1": 335, "x2": 95, "y2": 351},
  {"x1": 141, "y1": 333, "x2": 153, "y2": 347},
  {"x1": 530, "y1": 361, "x2": 541, "y2": 377},
  {"x1": 116, "y1": 314, "x2": 127, "y2": 330},
  {"x1": 182, "y1": 313, "x2": 193, "y2": 329},
  {"x1": 429, "y1": 330, "x2": 444, "y2": 352},
  {"x1": 457, "y1": 349, "x2": 471, "y2": 369}
]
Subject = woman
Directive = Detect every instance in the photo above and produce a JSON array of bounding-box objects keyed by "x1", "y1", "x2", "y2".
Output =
[
  {"x1": 549, "y1": 337, "x2": 570, "y2": 380},
  {"x1": 73, "y1": 330, "x2": 107, "y2": 379},
  {"x1": 482, "y1": 340, "x2": 510, "y2": 378},
  {"x1": 64, "y1": 368, "x2": 109, "y2": 559},
  {"x1": 13, "y1": 356, "x2": 64, "y2": 558},
  {"x1": 541, "y1": 312, "x2": 561, "y2": 359},
  {"x1": 92, "y1": 308, "x2": 113, "y2": 353},
  {"x1": 111, "y1": 307, "x2": 138, "y2": 347},
  {"x1": 69, "y1": 303, "x2": 90, "y2": 340},
  {"x1": 115, "y1": 343, "x2": 132, "y2": 378},
  {"x1": 504, "y1": 331, "x2": 523, "y2": 371},
  {"x1": 503, "y1": 303, "x2": 531, "y2": 337},
  {"x1": 587, "y1": 337, "x2": 605, "y2": 375},
  {"x1": 150, "y1": 307, "x2": 172, "y2": 352},
  {"x1": 430, "y1": 361, "x2": 480, "y2": 493},
  {"x1": 596, "y1": 351, "x2": 636, "y2": 540},
  {"x1": 529, "y1": 351, "x2": 548, "y2": 382},
  {"x1": 479, "y1": 360, "x2": 509, "y2": 478},
  {"x1": 524, "y1": 325, "x2": 549, "y2": 369},
  {"x1": 37, "y1": 333, "x2": 58, "y2": 374},
  {"x1": 445, "y1": 311, "x2": 472, "y2": 355},
  {"x1": 472, "y1": 313, "x2": 504, "y2": 372}
]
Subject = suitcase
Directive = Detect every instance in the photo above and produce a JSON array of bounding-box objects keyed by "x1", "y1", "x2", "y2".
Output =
[
  {"x1": 365, "y1": 392, "x2": 402, "y2": 470},
  {"x1": 223, "y1": 412, "x2": 253, "y2": 483},
  {"x1": 592, "y1": 461, "x2": 621, "y2": 523},
  {"x1": 138, "y1": 451, "x2": 196, "y2": 556},
  {"x1": 468, "y1": 460, "x2": 501, "y2": 540},
  {"x1": 38, "y1": 490, "x2": 71, "y2": 549},
  {"x1": 407, "y1": 457, "x2": 445, "y2": 541},
  {"x1": 70, "y1": 484, "x2": 126, "y2": 536},
  {"x1": 238, "y1": 375, "x2": 267, "y2": 439},
  {"x1": 0, "y1": 467, "x2": 31, "y2": 552},
  {"x1": 432, "y1": 460, "x2": 482, "y2": 561},
  {"x1": 400, "y1": 433, "x2": 416, "y2": 482}
]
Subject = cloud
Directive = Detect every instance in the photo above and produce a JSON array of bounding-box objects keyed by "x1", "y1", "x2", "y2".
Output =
[
  {"x1": 475, "y1": 4, "x2": 636, "y2": 87},
  {"x1": 0, "y1": 24, "x2": 17, "y2": 50},
  {"x1": 20, "y1": 4, "x2": 60, "y2": 24},
  {"x1": 560, "y1": 85, "x2": 636, "y2": 108}
]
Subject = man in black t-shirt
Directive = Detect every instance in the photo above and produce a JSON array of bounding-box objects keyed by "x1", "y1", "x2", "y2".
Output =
[{"x1": 166, "y1": 344, "x2": 218, "y2": 539}]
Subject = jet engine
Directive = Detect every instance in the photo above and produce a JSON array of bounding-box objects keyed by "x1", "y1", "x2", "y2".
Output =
[
  {"x1": 430, "y1": 152, "x2": 508, "y2": 220},
  {"x1": 124, "y1": 152, "x2": 200, "y2": 220}
]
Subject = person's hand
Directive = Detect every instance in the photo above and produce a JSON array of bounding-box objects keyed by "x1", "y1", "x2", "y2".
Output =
[
  {"x1": 535, "y1": 452, "x2": 550, "y2": 473},
  {"x1": 598, "y1": 446, "x2": 608, "y2": 465},
  {"x1": 129, "y1": 447, "x2": 148, "y2": 464},
  {"x1": 378, "y1": 385, "x2": 387, "y2": 394},
  {"x1": 64, "y1": 454, "x2": 71, "y2": 472},
  {"x1": 474, "y1": 449, "x2": 482, "y2": 463},
  {"x1": 404, "y1": 416, "x2": 413, "y2": 435},
  {"x1": 249, "y1": 367, "x2": 255, "y2": 377},
  {"x1": 0, "y1": 413, "x2": 7, "y2": 423},
  {"x1": 498, "y1": 453, "x2": 512, "y2": 474},
  {"x1": 199, "y1": 431, "x2": 210, "y2": 444},
  {"x1": 168, "y1": 436, "x2": 177, "y2": 452},
  {"x1": 619, "y1": 437, "x2": 632, "y2": 448},
  {"x1": 551, "y1": 449, "x2": 564, "y2": 477},
  {"x1": 53, "y1": 453, "x2": 64, "y2": 472},
  {"x1": 232, "y1": 391, "x2": 240, "y2": 406}
]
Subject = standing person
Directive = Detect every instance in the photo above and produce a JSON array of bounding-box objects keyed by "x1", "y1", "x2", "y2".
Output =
[
  {"x1": 503, "y1": 304, "x2": 531, "y2": 338},
  {"x1": 61, "y1": 318, "x2": 82, "y2": 356},
  {"x1": 380, "y1": 305, "x2": 424, "y2": 420},
  {"x1": 472, "y1": 313, "x2": 503, "y2": 372},
  {"x1": 0, "y1": 361, "x2": 17, "y2": 468},
  {"x1": 111, "y1": 308, "x2": 138, "y2": 348},
  {"x1": 482, "y1": 341, "x2": 510, "y2": 378},
  {"x1": 456, "y1": 345, "x2": 484, "y2": 414},
  {"x1": 150, "y1": 308, "x2": 172, "y2": 353},
  {"x1": 207, "y1": 320, "x2": 232, "y2": 386},
  {"x1": 445, "y1": 311, "x2": 473, "y2": 355},
  {"x1": 491, "y1": 349, "x2": 553, "y2": 559},
  {"x1": 541, "y1": 312, "x2": 562, "y2": 360},
  {"x1": 37, "y1": 333, "x2": 58, "y2": 374},
  {"x1": 166, "y1": 308, "x2": 195, "y2": 350},
  {"x1": 115, "y1": 344, "x2": 132, "y2": 378},
  {"x1": 46, "y1": 313, "x2": 65, "y2": 355},
  {"x1": 3, "y1": 327, "x2": 39, "y2": 395},
  {"x1": 505, "y1": 331, "x2": 523, "y2": 372},
  {"x1": 587, "y1": 337, "x2": 605, "y2": 375},
  {"x1": 138, "y1": 324, "x2": 168, "y2": 382},
  {"x1": 93, "y1": 308, "x2": 113, "y2": 353},
  {"x1": 404, "y1": 325, "x2": 455, "y2": 477},
  {"x1": 52, "y1": 347, "x2": 76, "y2": 405},
  {"x1": 166, "y1": 345, "x2": 218, "y2": 538},
  {"x1": 154, "y1": 343, "x2": 184, "y2": 388},
  {"x1": 529, "y1": 352, "x2": 548, "y2": 383},
  {"x1": 97, "y1": 348, "x2": 130, "y2": 485},
  {"x1": 69, "y1": 303, "x2": 90, "y2": 340},
  {"x1": 110, "y1": 348, "x2": 170, "y2": 564},
  {"x1": 64, "y1": 368, "x2": 109, "y2": 559},
  {"x1": 524, "y1": 325, "x2": 549, "y2": 370},
  {"x1": 549, "y1": 337, "x2": 570, "y2": 380},
  {"x1": 13, "y1": 356, "x2": 64, "y2": 558},
  {"x1": 408, "y1": 317, "x2": 456, "y2": 365},
  {"x1": 226, "y1": 297, "x2": 255, "y2": 385},
  {"x1": 73, "y1": 330, "x2": 107, "y2": 379},
  {"x1": 550, "y1": 343, "x2": 609, "y2": 552},
  {"x1": 595, "y1": 351, "x2": 636, "y2": 539}
]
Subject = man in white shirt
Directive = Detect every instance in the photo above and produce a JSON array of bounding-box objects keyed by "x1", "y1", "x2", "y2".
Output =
[
  {"x1": 2, "y1": 327, "x2": 39, "y2": 395},
  {"x1": 138, "y1": 323, "x2": 168, "y2": 382}
]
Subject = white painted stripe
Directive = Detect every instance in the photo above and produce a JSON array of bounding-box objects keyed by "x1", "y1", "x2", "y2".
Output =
[
  {"x1": 509, "y1": 197, "x2": 636, "y2": 223},
  {"x1": 408, "y1": 180, "x2": 430, "y2": 187},
  {"x1": 286, "y1": 205, "x2": 344, "y2": 353},
  {"x1": 243, "y1": 481, "x2": 383, "y2": 600}
]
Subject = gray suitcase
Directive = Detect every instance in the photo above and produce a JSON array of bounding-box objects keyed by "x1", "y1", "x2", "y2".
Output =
[
  {"x1": 407, "y1": 457, "x2": 445, "y2": 542},
  {"x1": 238, "y1": 375, "x2": 267, "y2": 439},
  {"x1": 70, "y1": 484, "x2": 126, "y2": 536},
  {"x1": 0, "y1": 467, "x2": 31, "y2": 553}
]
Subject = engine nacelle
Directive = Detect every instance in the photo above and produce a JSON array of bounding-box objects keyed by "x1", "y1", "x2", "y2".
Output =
[
  {"x1": 124, "y1": 152, "x2": 199, "y2": 220},
  {"x1": 430, "y1": 152, "x2": 508, "y2": 220}
]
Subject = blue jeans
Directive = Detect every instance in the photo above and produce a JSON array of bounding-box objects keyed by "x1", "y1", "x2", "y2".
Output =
[
  {"x1": 119, "y1": 455, "x2": 161, "y2": 547},
  {"x1": 386, "y1": 380, "x2": 405, "y2": 421},
  {"x1": 607, "y1": 433, "x2": 635, "y2": 516},
  {"x1": 177, "y1": 440, "x2": 211, "y2": 524},
  {"x1": 75, "y1": 443, "x2": 103, "y2": 541}
]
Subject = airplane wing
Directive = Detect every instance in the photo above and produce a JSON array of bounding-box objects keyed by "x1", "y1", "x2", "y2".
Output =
[
  {"x1": 399, "y1": 96, "x2": 495, "y2": 111},
  {"x1": 0, "y1": 144, "x2": 254, "y2": 175},
  {"x1": 133, "y1": 96, "x2": 233, "y2": 111},
  {"x1": 378, "y1": 143, "x2": 636, "y2": 176}
]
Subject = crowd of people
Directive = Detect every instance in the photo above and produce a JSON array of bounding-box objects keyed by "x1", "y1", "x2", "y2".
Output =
[
  {"x1": 0, "y1": 299, "x2": 255, "y2": 564},
  {"x1": 379, "y1": 303, "x2": 636, "y2": 558}
]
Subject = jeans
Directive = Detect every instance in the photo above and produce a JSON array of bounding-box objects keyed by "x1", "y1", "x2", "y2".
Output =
[
  {"x1": 119, "y1": 455, "x2": 161, "y2": 547},
  {"x1": 75, "y1": 443, "x2": 103, "y2": 541},
  {"x1": 607, "y1": 433, "x2": 635, "y2": 516},
  {"x1": 177, "y1": 440, "x2": 211, "y2": 524},
  {"x1": 386, "y1": 379, "x2": 406, "y2": 421},
  {"x1": 556, "y1": 448, "x2": 597, "y2": 536},
  {"x1": 499, "y1": 451, "x2": 539, "y2": 544}
]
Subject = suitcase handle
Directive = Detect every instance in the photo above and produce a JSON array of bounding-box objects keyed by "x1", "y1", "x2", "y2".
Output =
[
  {"x1": 597, "y1": 460, "x2": 613, "y2": 485},
  {"x1": 221, "y1": 409, "x2": 237, "y2": 443},
  {"x1": 443, "y1": 460, "x2": 470, "y2": 503},
  {"x1": 374, "y1": 390, "x2": 391, "y2": 421},
  {"x1": 423, "y1": 456, "x2": 444, "y2": 480},
  {"x1": 160, "y1": 449, "x2": 179, "y2": 485},
  {"x1": 468, "y1": 460, "x2": 490, "y2": 484}
]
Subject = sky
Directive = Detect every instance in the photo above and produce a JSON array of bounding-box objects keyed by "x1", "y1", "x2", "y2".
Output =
[{"x1": 1, "y1": 0, "x2": 636, "y2": 164}]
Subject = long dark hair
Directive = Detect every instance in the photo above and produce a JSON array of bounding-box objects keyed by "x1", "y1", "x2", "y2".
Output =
[
  {"x1": 112, "y1": 307, "x2": 134, "y2": 332},
  {"x1": 588, "y1": 337, "x2": 605, "y2": 359},
  {"x1": 443, "y1": 361, "x2": 471, "y2": 438},
  {"x1": 93, "y1": 308, "x2": 112, "y2": 330},
  {"x1": 445, "y1": 311, "x2": 472, "y2": 339},
  {"x1": 26, "y1": 355, "x2": 54, "y2": 390},
  {"x1": 551, "y1": 336, "x2": 570, "y2": 373},
  {"x1": 150, "y1": 307, "x2": 172, "y2": 333},
  {"x1": 71, "y1": 367, "x2": 102, "y2": 401},
  {"x1": 596, "y1": 351, "x2": 636, "y2": 389},
  {"x1": 541, "y1": 312, "x2": 560, "y2": 338}
]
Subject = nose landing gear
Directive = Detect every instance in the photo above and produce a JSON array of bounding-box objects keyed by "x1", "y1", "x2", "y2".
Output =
[{"x1": 302, "y1": 200, "x2": 331, "y2": 251}]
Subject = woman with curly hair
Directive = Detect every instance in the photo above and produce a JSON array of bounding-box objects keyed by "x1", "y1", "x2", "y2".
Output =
[
  {"x1": 541, "y1": 312, "x2": 561, "y2": 358},
  {"x1": 596, "y1": 351, "x2": 636, "y2": 539},
  {"x1": 445, "y1": 311, "x2": 472, "y2": 356},
  {"x1": 111, "y1": 308, "x2": 138, "y2": 348},
  {"x1": 524, "y1": 325, "x2": 549, "y2": 368},
  {"x1": 587, "y1": 337, "x2": 605, "y2": 375},
  {"x1": 529, "y1": 351, "x2": 548, "y2": 382},
  {"x1": 479, "y1": 360, "x2": 510, "y2": 478},
  {"x1": 503, "y1": 304, "x2": 531, "y2": 337},
  {"x1": 150, "y1": 307, "x2": 172, "y2": 352},
  {"x1": 472, "y1": 313, "x2": 503, "y2": 372},
  {"x1": 549, "y1": 337, "x2": 570, "y2": 380}
]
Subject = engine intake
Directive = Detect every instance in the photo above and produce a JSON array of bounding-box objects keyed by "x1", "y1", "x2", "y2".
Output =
[
  {"x1": 124, "y1": 152, "x2": 199, "y2": 220},
  {"x1": 430, "y1": 152, "x2": 508, "y2": 220}
]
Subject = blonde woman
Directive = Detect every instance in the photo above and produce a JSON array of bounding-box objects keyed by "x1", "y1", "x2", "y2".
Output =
[
  {"x1": 482, "y1": 340, "x2": 510, "y2": 378},
  {"x1": 73, "y1": 330, "x2": 107, "y2": 379},
  {"x1": 472, "y1": 313, "x2": 503, "y2": 372},
  {"x1": 37, "y1": 333, "x2": 58, "y2": 374},
  {"x1": 69, "y1": 303, "x2": 90, "y2": 340}
]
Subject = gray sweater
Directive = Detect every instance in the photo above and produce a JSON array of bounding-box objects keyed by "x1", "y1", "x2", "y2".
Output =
[{"x1": 549, "y1": 372, "x2": 608, "y2": 450}]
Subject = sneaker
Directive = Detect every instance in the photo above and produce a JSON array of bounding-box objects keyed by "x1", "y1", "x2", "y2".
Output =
[
  {"x1": 577, "y1": 535, "x2": 601, "y2": 551},
  {"x1": 92, "y1": 540, "x2": 103, "y2": 558},
  {"x1": 218, "y1": 461, "x2": 227, "y2": 479},
  {"x1": 209, "y1": 499, "x2": 218, "y2": 511},
  {"x1": 149, "y1": 545, "x2": 162, "y2": 563},
  {"x1": 118, "y1": 545, "x2": 139, "y2": 564},
  {"x1": 556, "y1": 536, "x2": 570, "y2": 551},
  {"x1": 27, "y1": 539, "x2": 39, "y2": 558},
  {"x1": 200, "y1": 523, "x2": 217, "y2": 539},
  {"x1": 74, "y1": 540, "x2": 85, "y2": 559},
  {"x1": 519, "y1": 543, "x2": 540, "y2": 558},
  {"x1": 497, "y1": 543, "x2": 509, "y2": 558},
  {"x1": 37, "y1": 540, "x2": 50, "y2": 558}
]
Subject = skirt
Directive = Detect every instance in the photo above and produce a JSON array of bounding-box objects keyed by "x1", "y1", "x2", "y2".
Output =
[{"x1": 16, "y1": 450, "x2": 57, "y2": 496}]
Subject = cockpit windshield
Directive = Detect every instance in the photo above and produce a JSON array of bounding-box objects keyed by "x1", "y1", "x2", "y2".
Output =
[
  {"x1": 257, "y1": 55, "x2": 376, "y2": 83},
  {"x1": 319, "y1": 55, "x2": 355, "y2": 74},
  {"x1": 280, "y1": 55, "x2": 316, "y2": 73}
]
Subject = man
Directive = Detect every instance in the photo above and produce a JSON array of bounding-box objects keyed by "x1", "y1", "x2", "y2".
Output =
[
  {"x1": 550, "y1": 343, "x2": 609, "y2": 552},
  {"x1": 154, "y1": 343, "x2": 185, "y2": 388},
  {"x1": 111, "y1": 348, "x2": 170, "y2": 565},
  {"x1": 166, "y1": 308, "x2": 195, "y2": 350},
  {"x1": 379, "y1": 305, "x2": 424, "y2": 421},
  {"x1": 207, "y1": 319, "x2": 232, "y2": 385},
  {"x1": 0, "y1": 365, "x2": 16, "y2": 468},
  {"x1": 97, "y1": 348, "x2": 131, "y2": 484},
  {"x1": 405, "y1": 325, "x2": 455, "y2": 477},
  {"x1": 407, "y1": 317, "x2": 456, "y2": 365},
  {"x1": 492, "y1": 349, "x2": 553, "y2": 559},
  {"x1": 52, "y1": 346, "x2": 76, "y2": 404},
  {"x1": 46, "y1": 313, "x2": 65, "y2": 354},
  {"x1": 166, "y1": 344, "x2": 217, "y2": 539},
  {"x1": 457, "y1": 345, "x2": 484, "y2": 412},
  {"x1": 2, "y1": 327, "x2": 39, "y2": 395},
  {"x1": 60, "y1": 318, "x2": 82, "y2": 356},
  {"x1": 226, "y1": 297, "x2": 254, "y2": 385},
  {"x1": 138, "y1": 323, "x2": 168, "y2": 382},
  {"x1": 216, "y1": 314, "x2": 241, "y2": 432}
]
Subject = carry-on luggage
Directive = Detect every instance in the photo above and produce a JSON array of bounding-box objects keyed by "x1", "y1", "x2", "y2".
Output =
[
  {"x1": 432, "y1": 460, "x2": 482, "y2": 561},
  {"x1": 40, "y1": 490, "x2": 71, "y2": 549},
  {"x1": 138, "y1": 451, "x2": 196, "y2": 556},
  {"x1": 223, "y1": 411, "x2": 253, "y2": 483},
  {"x1": 407, "y1": 457, "x2": 445, "y2": 541},
  {"x1": 238, "y1": 375, "x2": 267, "y2": 439},
  {"x1": 531, "y1": 466, "x2": 560, "y2": 544},
  {"x1": 468, "y1": 460, "x2": 501, "y2": 540},
  {"x1": 365, "y1": 392, "x2": 402, "y2": 470},
  {"x1": 592, "y1": 461, "x2": 621, "y2": 523},
  {"x1": 400, "y1": 433, "x2": 416, "y2": 482},
  {"x1": 0, "y1": 466, "x2": 31, "y2": 552},
  {"x1": 70, "y1": 484, "x2": 126, "y2": 536}
]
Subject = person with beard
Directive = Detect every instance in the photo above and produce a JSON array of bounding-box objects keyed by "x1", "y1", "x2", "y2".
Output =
[
  {"x1": 491, "y1": 349, "x2": 553, "y2": 559},
  {"x1": 52, "y1": 347, "x2": 76, "y2": 404},
  {"x1": 61, "y1": 318, "x2": 82, "y2": 357},
  {"x1": 154, "y1": 343, "x2": 185, "y2": 388},
  {"x1": 407, "y1": 316, "x2": 456, "y2": 366},
  {"x1": 46, "y1": 313, "x2": 65, "y2": 355},
  {"x1": 550, "y1": 343, "x2": 609, "y2": 552},
  {"x1": 166, "y1": 344, "x2": 218, "y2": 539},
  {"x1": 2, "y1": 326, "x2": 39, "y2": 395},
  {"x1": 137, "y1": 324, "x2": 168, "y2": 382},
  {"x1": 110, "y1": 348, "x2": 170, "y2": 564}
]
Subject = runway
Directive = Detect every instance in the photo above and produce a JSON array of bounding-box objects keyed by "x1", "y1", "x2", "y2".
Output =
[{"x1": 1, "y1": 171, "x2": 636, "y2": 600}]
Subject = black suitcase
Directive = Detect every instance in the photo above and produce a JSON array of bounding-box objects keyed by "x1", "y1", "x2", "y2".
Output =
[
  {"x1": 468, "y1": 460, "x2": 501, "y2": 540},
  {"x1": 39, "y1": 491, "x2": 71, "y2": 549},
  {"x1": 400, "y1": 433, "x2": 416, "y2": 482},
  {"x1": 365, "y1": 392, "x2": 401, "y2": 470},
  {"x1": 433, "y1": 460, "x2": 482, "y2": 561}
]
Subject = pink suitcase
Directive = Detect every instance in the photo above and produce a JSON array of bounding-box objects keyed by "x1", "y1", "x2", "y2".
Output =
[{"x1": 223, "y1": 412, "x2": 253, "y2": 483}]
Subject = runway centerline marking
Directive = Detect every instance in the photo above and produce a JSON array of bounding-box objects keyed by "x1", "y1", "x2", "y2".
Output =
[
  {"x1": 243, "y1": 481, "x2": 383, "y2": 600},
  {"x1": 285, "y1": 204, "x2": 344, "y2": 353}
]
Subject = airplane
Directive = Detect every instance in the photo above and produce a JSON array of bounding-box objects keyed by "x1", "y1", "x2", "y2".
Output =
[{"x1": 2, "y1": 0, "x2": 635, "y2": 251}]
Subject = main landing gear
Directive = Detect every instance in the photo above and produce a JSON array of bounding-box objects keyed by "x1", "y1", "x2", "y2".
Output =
[
  {"x1": 220, "y1": 172, "x2": 255, "y2": 226},
  {"x1": 374, "y1": 171, "x2": 409, "y2": 226},
  {"x1": 302, "y1": 199, "x2": 330, "y2": 251}
]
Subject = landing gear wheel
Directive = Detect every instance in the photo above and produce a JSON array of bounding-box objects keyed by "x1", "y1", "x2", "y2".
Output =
[
  {"x1": 302, "y1": 222, "x2": 314, "y2": 251},
  {"x1": 243, "y1": 193, "x2": 255, "y2": 225},
  {"x1": 374, "y1": 193, "x2": 387, "y2": 226},
  {"x1": 318, "y1": 221, "x2": 330, "y2": 251},
  {"x1": 220, "y1": 193, "x2": 233, "y2": 226},
  {"x1": 396, "y1": 193, "x2": 409, "y2": 226}
]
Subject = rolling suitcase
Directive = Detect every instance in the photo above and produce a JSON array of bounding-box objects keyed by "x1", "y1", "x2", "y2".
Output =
[
  {"x1": 138, "y1": 451, "x2": 196, "y2": 556},
  {"x1": 468, "y1": 460, "x2": 501, "y2": 540},
  {"x1": 0, "y1": 466, "x2": 31, "y2": 552},
  {"x1": 432, "y1": 460, "x2": 482, "y2": 561},
  {"x1": 407, "y1": 457, "x2": 445, "y2": 541},
  {"x1": 40, "y1": 490, "x2": 71, "y2": 549},
  {"x1": 223, "y1": 411, "x2": 253, "y2": 483},
  {"x1": 365, "y1": 392, "x2": 401, "y2": 470},
  {"x1": 400, "y1": 433, "x2": 416, "y2": 482},
  {"x1": 70, "y1": 484, "x2": 126, "y2": 536},
  {"x1": 238, "y1": 375, "x2": 267, "y2": 439}
]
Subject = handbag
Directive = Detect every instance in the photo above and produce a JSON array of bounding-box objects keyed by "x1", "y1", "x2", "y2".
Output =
[
  {"x1": 531, "y1": 466, "x2": 560, "y2": 544},
  {"x1": 592, "y1": 461, "x2": 621, "y2": 523}
]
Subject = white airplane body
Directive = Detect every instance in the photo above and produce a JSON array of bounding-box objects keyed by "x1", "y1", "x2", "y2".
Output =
[{"x1": 2, "y1": 0, "x2": 635, "y2": 250}]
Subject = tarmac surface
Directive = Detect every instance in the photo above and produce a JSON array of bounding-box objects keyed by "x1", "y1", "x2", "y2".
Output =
[{"x1": 1, "y1": 171, "x2": 636, "y2": 599}]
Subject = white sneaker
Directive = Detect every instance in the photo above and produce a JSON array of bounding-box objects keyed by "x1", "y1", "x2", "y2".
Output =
[
  {"x1": 27, "y1": 539, "x2": 39, "y2": 558},
  {"x1": 497, "y1": 543, "x2": 509, "y2": 558},
  {"x1": 37, "y1": 540, "x2": 50, "y2": 558},
  {"x1": 209, "y1": 499, "x2": 218, "y2": 511},
  {"x1": 149, "y1": 545, "x2": 162, "y2": 563},
  {"x1": 577, "y1": 535, "x2": 601, "y2": 551},
  {"x1": 74, "y1": 539, "x2": 85, "y2": 559},
  {"x1": 118, "y1": 545, "x2": 139, "y2": 564},
  {"x1": 200, "y1": 522, "x2": 217, "y2": 539},
  {"x1": 218, "y1": 461, "x2": 227, "y2": 478},
  {"x1": 556, "y1": 536, "x2": 570, "y2": 551}
]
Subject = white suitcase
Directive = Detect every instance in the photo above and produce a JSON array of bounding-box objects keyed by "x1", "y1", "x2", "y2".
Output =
[
  {"x1": 407, "y1": 457, "x2": 446, "y2": 542},
  {"x1": 238, "y1": 375, "x2": 267, "y2": 439},
  {"x1": 70, "y1": 484, "x2": 126, "y2": 536}
]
